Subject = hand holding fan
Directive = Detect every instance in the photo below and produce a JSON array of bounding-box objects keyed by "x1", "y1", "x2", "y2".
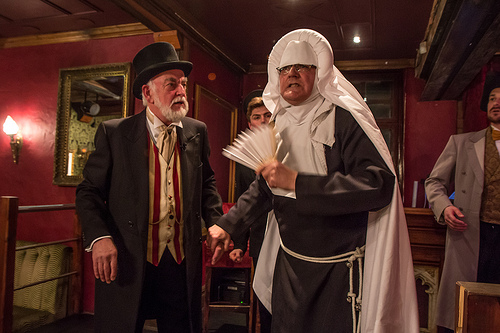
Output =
[{"x1": 222, "y1": 125, "x2": 277, "y2": 171}]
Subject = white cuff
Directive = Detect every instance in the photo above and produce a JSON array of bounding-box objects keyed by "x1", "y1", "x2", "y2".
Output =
[{"x1": 85, "y1": 235, "x2": 112, "y2": 252}]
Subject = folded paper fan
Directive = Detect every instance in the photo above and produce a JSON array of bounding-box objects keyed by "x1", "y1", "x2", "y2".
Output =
[{"x1": 222, "y1": 125, "x2": 277, "y2": 171}]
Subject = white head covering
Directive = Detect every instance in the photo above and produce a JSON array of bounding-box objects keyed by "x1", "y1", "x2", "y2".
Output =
[
  {"x1": 274, "y1": 40, "x2": 321, "y2": 112},
  {"x1": 264, "y1": 29, "x2": 383, "y2": 148},
  {"x1": 279, "y1": 40, "x2": 318, "y2": 68},
  {"x1": 257, "y1": 29, "x2": 419, "y2": 333}
]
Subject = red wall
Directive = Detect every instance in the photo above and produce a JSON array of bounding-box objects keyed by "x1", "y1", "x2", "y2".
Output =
[
  {"x1": 0, "y1": 35, "x2": 154, "y2": 314},
  {"x1": 186, "y1": 43, "x2": 242, "y2": 202},
  {"x1": 463, "y1": 66, "x2": 489, "y2": 133},
  {"x1": 402, "y1": 65, "x2": 494, "y2": 207},
  {"x1": 402, "y1": 69, "x2": 458, "y2": 207},
  {"x1": 237, "y1": 72, "x2": 268, "y2": 131},
  {"x1": 187, "y1": 44, "x2": 241, "y2": 108}
]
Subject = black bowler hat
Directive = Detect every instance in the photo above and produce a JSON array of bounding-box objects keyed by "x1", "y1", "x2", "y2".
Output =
[
  {"x1": 480, "y1": 71, "x2": 500, "y2": 111},
  {"x1": 242, "y1": 89, "x2": 263, "y2": 113},
  {"x1": 132, "y1": 42, "x2": 193, "y2": 99}
]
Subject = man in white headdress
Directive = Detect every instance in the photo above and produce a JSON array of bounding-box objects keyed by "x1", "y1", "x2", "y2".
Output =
[{"x1": 208, "y1": 29, "x2": 418, "y2": 333}]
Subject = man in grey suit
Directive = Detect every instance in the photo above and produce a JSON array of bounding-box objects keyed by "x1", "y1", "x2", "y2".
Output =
[
  {"x1": 425, "y1": 71, "x2": 500, "y2": 332},
  {"x1": 76, "y1": 42, "x2": 223, "y2": 333}
]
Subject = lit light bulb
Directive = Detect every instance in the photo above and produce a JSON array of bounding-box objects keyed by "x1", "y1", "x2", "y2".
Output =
[
  {"x1": 3, "y1": 116, "x2": 19, "y2": 135},
  {"x1": 353, "y1": 36, "x2": 361, "y2": 44}
]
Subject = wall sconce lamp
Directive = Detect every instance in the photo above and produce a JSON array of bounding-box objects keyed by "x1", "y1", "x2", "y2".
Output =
[{"x1": 3, "y1": 116, "x2": 23, "y2": 164}]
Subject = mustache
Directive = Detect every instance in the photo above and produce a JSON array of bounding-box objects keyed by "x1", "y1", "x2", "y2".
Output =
[
  {"x1": 285, "y1": 79, "x2": 301, "y2": 86},
  {"x1": 171, "y1": 96, "x2": 187, "y2": 107}
]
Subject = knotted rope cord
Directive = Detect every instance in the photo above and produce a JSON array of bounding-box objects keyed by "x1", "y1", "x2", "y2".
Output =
[
  {"x1": 346, "y1": 246, "x2": 364, "y2": 333},
  {"x1": 280, "y1": 240, "x2": 365, "y2": 333}
]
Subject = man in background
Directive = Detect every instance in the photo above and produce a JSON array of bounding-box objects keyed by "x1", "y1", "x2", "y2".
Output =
[
  {"x1": 425, "y1": 71, "x2": 500, "y2": 333},
  {"x1": 229, "y1": 90, "x2": 272, "y2": 332},
  {"x1": 231, "y1": 90, "x2": 272, "y2": 219},
  {"x1": 230, "y1": 92, "x2": 272, "y2": 262},
  {"x1": 208, "y1": 29, "x2": 418, "y2": 333},
  {"x1": 76, "y1": 42, "x2": 223, "y2": 333}
]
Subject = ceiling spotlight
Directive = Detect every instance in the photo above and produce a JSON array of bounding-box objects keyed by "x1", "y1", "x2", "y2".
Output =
[{"x1": 353, "y1": 36, "x2": 361, "y2": 44}]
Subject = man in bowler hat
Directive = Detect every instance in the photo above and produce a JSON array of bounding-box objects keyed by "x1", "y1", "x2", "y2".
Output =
[
  {"x1": 76, "y1": 42, "x2": 223, "y2": 332},
  {"x1": 425, "y1": 71, "x2": 500, "y2": 332}
]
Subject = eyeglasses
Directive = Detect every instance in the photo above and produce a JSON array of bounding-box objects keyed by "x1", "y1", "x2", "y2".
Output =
[{"x1": 276, "y1": 64, "x2": 316, "y2": 75}]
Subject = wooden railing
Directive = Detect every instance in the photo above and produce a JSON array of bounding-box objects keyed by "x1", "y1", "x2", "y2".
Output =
[{"x1": 0, "y1": 196, "x2": 82, "y2": 333}]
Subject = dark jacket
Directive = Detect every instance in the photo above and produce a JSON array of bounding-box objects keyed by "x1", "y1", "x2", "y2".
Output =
[
  {"x1": 76, "y1": 110, "x2": 222, "y2": 332},
  {"x1": 232, "y1": 163, "x2": 267, "y2": 258}
]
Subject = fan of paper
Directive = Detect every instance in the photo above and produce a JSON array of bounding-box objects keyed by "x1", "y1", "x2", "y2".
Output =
[{"x1": 222, "y1": 125, "x2": 277, "y2": 171}]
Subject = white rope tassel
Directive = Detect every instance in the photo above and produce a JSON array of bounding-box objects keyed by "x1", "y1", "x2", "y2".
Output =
[
  {"x1": 280, "y1": 241, "x2": 365, "y2": 333},
  {"x1": 356, "y1": 253, "x2": 363, "y2": 333},
  {"x1": 346, "y1": 246, "x2": 365, "y2": 333}
]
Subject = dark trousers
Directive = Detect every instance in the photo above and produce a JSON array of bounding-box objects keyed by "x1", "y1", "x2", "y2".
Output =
[
  {"x1": 477, "y1": 221, "x2": 500, "y2": 283},
  {"x1": 135, "y1": 250, "x2": 189, "y2": 333}
]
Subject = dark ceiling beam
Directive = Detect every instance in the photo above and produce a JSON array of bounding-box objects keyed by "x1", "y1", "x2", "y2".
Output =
[
  {"x1": 415, "y1": 0, "x2": 500, "y2": 101},
  {"x1": 108, "y1": 0, "x2": 172, "y2": 31},
  {"x1": 415, "y1": 0, "x2": 458, "y2": 81},
  {"x1": 109, "y1": 0, "x2": 247, "y2": 73},
  {"x1": 441, "y1": 9, "x2": 500, "y2": 100}
]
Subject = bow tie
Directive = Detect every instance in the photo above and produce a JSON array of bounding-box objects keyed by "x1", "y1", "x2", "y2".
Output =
[{"x1": 493, "y1": 130, "x2": 500, "y2": 141}]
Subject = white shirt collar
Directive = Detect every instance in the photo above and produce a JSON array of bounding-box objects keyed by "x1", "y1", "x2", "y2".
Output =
[{"x1": 146, "y1": 107, "x2": 183, "y2": 143}]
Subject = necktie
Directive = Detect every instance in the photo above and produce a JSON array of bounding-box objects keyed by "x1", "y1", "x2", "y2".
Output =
[
  {"x1": 157, "y1": 125, "x2": 177, "y2": 164},
  {"x1": 493, "y1": 130, "x2": 500, "y2": 141}
]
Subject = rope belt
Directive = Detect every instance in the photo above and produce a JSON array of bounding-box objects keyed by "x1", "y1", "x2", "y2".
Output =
[{"x1": 280, "y1": 240, "x2": 366, "y2": 333}]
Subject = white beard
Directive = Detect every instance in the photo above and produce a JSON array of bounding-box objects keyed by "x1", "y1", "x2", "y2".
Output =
[{"x1": 155, "y1": 95, "x2": 189, "y2": 123}]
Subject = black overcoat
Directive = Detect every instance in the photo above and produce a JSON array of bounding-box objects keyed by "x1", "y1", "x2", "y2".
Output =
[{"x1": 76, "y1": 110, "x2": 223, "y2": 332}]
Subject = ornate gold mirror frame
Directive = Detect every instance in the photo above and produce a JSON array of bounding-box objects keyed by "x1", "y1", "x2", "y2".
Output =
[{"x1": 53, "y1": 62, "x2": 132, "y2": 186}]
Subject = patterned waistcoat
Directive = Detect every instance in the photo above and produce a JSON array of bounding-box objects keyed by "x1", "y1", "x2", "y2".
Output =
[{"x1": 480, "y1": 127, "x2": 500, "y2": 224}]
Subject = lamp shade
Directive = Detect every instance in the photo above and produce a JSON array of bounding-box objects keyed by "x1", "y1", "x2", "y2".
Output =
[
  {"x1": 81, "y1": 101, "x2": 100, "y2": 116},
  {"x1": 3, "y1": 116, "x2": 19, "y2": 135}
]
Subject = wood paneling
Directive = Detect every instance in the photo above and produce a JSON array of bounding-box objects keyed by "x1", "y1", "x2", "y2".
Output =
[
  {"x1": 405, "y1": 208, "x2": 446, "y2": 268},
  {"x1": 406, "y1": 208, "x2": 446, "y2": 333}
]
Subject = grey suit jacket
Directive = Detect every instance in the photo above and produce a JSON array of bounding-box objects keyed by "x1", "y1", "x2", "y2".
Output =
[
  {"x1": 76, "y1": 110, "x2": 222, "y2": 332},
  {"x1": 425, "y1": 128, "x2": 486, "y2": 330}
]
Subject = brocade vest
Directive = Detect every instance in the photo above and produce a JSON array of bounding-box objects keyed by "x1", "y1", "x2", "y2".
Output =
[
  {"x1": 147, "y1": 136, "x2": 184, "y2": 265},
  {"x1": 480, "y1": 127, "x2": 500, "y2": 224}
]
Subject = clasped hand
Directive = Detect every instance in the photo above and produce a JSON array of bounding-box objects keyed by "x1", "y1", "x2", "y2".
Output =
[{"x1": 207, "y1": 225, "x2": 231, "y2": 265}]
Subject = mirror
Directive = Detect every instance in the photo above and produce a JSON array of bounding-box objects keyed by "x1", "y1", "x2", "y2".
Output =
[{"x1": 53, "y1": 62, "x2": 132, "y2": 186}]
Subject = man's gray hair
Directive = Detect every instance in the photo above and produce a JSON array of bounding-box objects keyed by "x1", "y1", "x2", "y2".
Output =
[{"x1": 142, "y1": 81, "x2": 153, "y2": 106}]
